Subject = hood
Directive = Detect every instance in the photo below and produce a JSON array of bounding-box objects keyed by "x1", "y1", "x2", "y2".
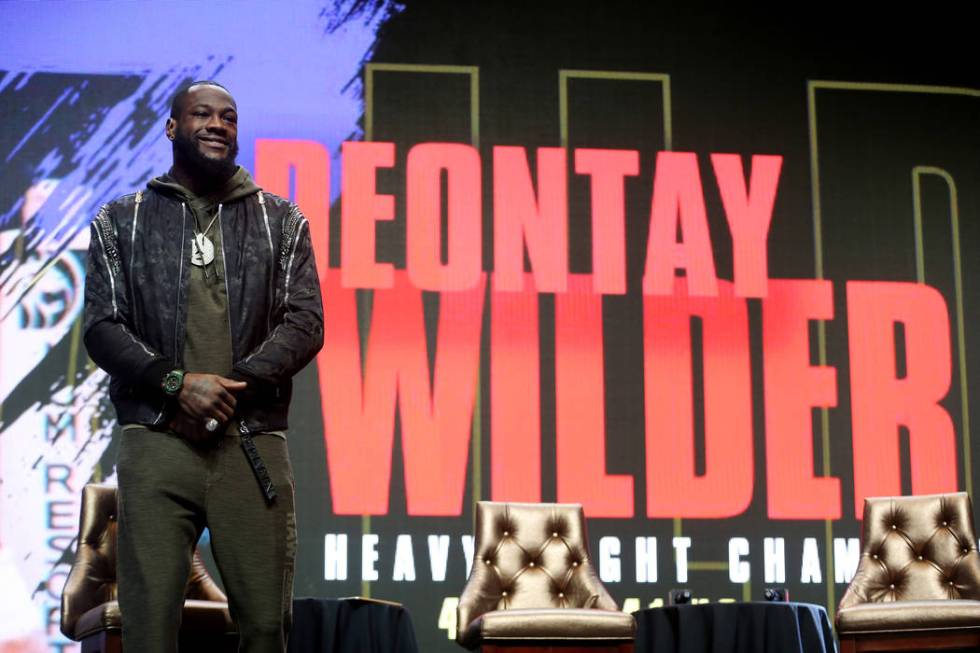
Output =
[{"x1": 147, "y1": 166, "x2": 260, "y2": 214}]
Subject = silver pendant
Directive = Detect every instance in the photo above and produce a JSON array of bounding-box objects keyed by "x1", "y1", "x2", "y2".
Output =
[{"x1": 191, "y1": 234, "x2": 215, "y2": 266}]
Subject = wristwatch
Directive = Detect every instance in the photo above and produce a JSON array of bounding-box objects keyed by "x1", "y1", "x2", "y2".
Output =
[{"x1": 161, "y1": 369, "x2": 185, "y2": 396}]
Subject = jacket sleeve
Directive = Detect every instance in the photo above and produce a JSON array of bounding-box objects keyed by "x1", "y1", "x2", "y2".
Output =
[
  {"x1": 230, "y1": 207, "x2": 324, "y2": 391},
  {"x1": 83, "y1": 203, "x2": 173, "y2": 392}
]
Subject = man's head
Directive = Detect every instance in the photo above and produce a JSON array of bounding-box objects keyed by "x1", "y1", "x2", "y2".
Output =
[{"x1": 166, "y1": 81, "x2": 239, "y2": 181}]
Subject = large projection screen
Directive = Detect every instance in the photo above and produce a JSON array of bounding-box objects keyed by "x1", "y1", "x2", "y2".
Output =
[{"x1": 1, "y1": 3, "x2": 977, "y2": 651}]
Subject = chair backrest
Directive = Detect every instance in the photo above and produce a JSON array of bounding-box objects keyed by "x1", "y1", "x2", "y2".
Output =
[
  {"x1": 838, "y1": 492, "x2": 980, "y2": 612},
  {"x1": 60, "y1": 483, "x2": 226, "y2": 638},
  {"x1": 456, "y1": 501, "x2": 618, "y2": 642},
  {"x1": 61, "y1": 484, "x2": 118, "y2": 637}
]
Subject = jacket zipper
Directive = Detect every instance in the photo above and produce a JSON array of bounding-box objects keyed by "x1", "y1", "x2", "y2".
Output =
[
  {"x1": 257, "y1": 191, "x2": 275, "y2": 334},
  {"x1": 175, "y1": 203, "x2": 187, "y2": 361},
  {"x1": 127, "y1": 192, "x2": 169, "y2": 424},
  {"x1": 128, "y1": 191, "x2": 142, "y2": 330},
  {"x1": 155, "y1": 203, "x2": 188, "y2": 426},
  {"x1": 217, "y1": 205, "x2": 249, "y2": 434},
  {"x1": 243, "y1": 214, "x2": 304, "y2": 367}
]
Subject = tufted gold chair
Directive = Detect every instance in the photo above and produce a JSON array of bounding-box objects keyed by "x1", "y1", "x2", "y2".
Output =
[
  {"x1": 60, "y1": 484, "x2": 236, "y2": 653},
  {"x1": 836, "y1": 492, "x2": 980, "y2": 652},
  {"x1": 456, "y1": 501, "x2": 635, "y2": 652}
]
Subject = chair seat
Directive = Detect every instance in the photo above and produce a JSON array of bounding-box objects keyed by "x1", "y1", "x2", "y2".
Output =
[
  {"x1": 74, "y1": 599, "x2": 236, "y2": 640},
  {"x1": 837, "y1": 599, "x2": 980, "y2": 635},
  {"x1": 461, "y1": 608, "x2": 635, "y2": 649}
]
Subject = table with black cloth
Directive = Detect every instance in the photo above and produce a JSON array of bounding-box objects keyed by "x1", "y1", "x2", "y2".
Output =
[
  {"x1": 288, "y1": 597, "x2": 420, "y2": 653},
  {"x1": 634, "y1": 601, "x2": 837, "y2": 653}
]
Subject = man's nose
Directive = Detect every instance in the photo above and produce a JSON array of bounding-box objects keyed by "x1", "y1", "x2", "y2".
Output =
[{"x1": 206, "y1": 114, "x2": 227, "y2": 132}]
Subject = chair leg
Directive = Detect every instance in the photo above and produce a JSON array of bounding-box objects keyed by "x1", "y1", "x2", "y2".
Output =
[{"x1": 838, "y1": 636, "x2": 855, "y2": 653}]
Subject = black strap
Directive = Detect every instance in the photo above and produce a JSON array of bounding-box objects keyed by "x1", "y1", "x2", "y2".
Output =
[{"x1": 240, "y1": 432, "x2": 277, "y2": 502}]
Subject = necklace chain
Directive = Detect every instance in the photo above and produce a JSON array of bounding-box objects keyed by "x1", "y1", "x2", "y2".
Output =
[
  {"x1": 196, "y1": 209, "x2": 220, "y2": 237},
  {"x1": 190, "y1": 204, "x2": 221, "y2": 274}
]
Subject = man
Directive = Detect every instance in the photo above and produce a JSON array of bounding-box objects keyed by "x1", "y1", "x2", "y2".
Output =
[{"x1": 83, "y1": 81, "x2": 323, "y2": 652}]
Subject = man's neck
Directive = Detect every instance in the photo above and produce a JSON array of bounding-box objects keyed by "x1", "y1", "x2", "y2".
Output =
[{"x1": 169, "y1": 161, "x2": 234, "y2": 197}]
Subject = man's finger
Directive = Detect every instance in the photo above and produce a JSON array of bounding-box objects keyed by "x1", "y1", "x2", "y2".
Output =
[
  {"x1": 209, "y1": 399, "x2": 234, "y2": 423},
  {"x1": 214, "y1": 386, "x2": 238, "y2": 410},
  {"x1": 177, "y1": 396, "x2": 209, "y2": 421},
  {"x1": 217, "y1": 376, "x2": 249, "y2": 391},
  {"x1": 171, "y1": 415, "x2": 209, "y2": 444},
  {"x1": 179, "y1": 391, "x2": 217, "y2": 419}
]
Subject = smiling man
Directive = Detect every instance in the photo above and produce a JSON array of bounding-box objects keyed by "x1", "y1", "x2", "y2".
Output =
[{"x1": 82, "y1": 81, "x2": 323, "y2": 652}]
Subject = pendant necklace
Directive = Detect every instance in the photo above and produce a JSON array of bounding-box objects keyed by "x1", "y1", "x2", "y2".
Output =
[{"x1": 191, "y1": 205, "x2": 221, "y2": 267}]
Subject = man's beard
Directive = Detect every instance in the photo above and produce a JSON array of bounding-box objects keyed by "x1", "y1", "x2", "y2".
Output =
[{"x1": 173, "y1": 130, "x2": 239, "y2": 181}]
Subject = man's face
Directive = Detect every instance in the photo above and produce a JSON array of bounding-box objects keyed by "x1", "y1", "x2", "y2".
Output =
[{"x1": 167, "y1": 84, "x2": 239, "y2": 178}]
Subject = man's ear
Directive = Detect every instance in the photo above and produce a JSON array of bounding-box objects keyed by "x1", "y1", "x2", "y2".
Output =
[{"x1": 165, "y1": 117, "x2": 176, "y2": 141}]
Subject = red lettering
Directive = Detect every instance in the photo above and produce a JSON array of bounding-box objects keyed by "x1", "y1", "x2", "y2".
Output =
[
  {"x1": 319, "y1": 272, "x2": 386, "y2": 514},
  {"x1": 574, "y1": 148, "x2": 640, "y2": 294},
  {"x1": 847, "y1": 281, "x2": 957, "y2": 518},
  {"x1": 406, "y1": 143, "x2": 482, "y2": 291},
  {"x1": 763, "y1": 279, "x2": 841, "y2": 519},
  {"x1": 254, "y1": 138, "x2": 330, "y2": 280},
  {"x1": 493, "y1": 146, "x2": 568, "y2": 292},
  {"x1": 644, "y1": 279, "x2": 753, "y2": 518},
  {"x1": 644, "y1": 152, "x2": 718, "y2": 296},
  {"x1": 490, "y1": 275, "x2": 542, "y2": 502},
  {"x1": 555, "y1": 275, "x2": 634, "y2": 517},
  {"x1": 711, "y1": 153, "x2": 781, "y2": 298},
  {"x1": 341, "y1": 141, "x2": 395, "y2": 288},
  {"x1": 321, "y1": 271, "x2": 485, "y2": 515}
]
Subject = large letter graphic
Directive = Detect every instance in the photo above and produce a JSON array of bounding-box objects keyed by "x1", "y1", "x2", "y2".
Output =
[
  {"x1": 493, "y1": 146, "x2": 568, "y2": 292},
  {"x1": 643, "y1": 152, "x2": 718, "y2": 296},
  {"x1": 644, "y1": 279, "x2": 753, "y2": 518},
  {"x1": 555, "y1": 275, "x2": 634, "y2": 517},
  {"x1": 574, "y1": 148, "x2": 640, "y2": 295},
  {"x1": 763, "y1": 279, "x2": 841, "y2": 519},
  {"x1": 341, "y1": 141, "x2": 396, "y2": 288},
  {"x1": 847, "y1": 281, "x2": 957, "y2": 518},
  {"x1": 490, "y1": 274, "x2": 541, "y2": 502},
  {"x1": 711, "y1": 153, "x2": 781, "y2": 298},
  {"x1": 406, "y1": 143, "x2": 482, "y2": 291},
  {"x1": 254, "y1": 138, "x2": 330, "y2": 281},
  {"x1": 321, "y1": 271, "x2": 485, "y2": 515}
]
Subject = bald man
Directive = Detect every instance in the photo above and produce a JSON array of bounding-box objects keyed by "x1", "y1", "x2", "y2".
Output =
[{"x1": 82, "y1": 81, "x2": 323, "y2": 652}]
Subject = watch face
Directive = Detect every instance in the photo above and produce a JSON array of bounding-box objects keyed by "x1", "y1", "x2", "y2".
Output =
[{"x1": 163, "y1": 370, "x2": 184, "y2": 395}]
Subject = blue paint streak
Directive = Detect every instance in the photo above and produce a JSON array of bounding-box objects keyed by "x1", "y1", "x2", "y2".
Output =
[
  {"x1": 0, "y1": 0, "x2": 396, "y2": 242},
  {"x1": 5, "y1": 86, "x2": 73, "y2": 163}
]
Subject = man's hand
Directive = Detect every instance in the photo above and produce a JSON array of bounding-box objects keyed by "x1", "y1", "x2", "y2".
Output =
[
  {"x1": 170, "y1": 409, "x2": 217, "y2": 445},
  {"x1": 177, "y1": 373, "x2": 248, "y2": 422}
]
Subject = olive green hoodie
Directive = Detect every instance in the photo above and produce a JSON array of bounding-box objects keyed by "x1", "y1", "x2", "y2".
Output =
[{"x1": 146, "y1": 167, "x2": 260, "y2": 401}]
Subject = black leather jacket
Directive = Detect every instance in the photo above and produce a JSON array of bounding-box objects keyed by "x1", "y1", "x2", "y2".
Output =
[{"x1": 83, "y1": 186, "x2": 323, "y2": 434}]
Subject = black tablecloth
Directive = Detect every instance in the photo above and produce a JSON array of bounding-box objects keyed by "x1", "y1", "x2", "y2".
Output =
[
  {"x1": 288, "y1": 597, "x2": 420, "y2": 653},
  {"x1": 634, "y1": 602, "x2": 836, "y2": 653}
]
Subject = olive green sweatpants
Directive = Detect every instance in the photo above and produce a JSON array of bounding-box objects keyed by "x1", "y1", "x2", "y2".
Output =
[{"x1": 116, "y1": 427, "x2": 296, "y2": 652}]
